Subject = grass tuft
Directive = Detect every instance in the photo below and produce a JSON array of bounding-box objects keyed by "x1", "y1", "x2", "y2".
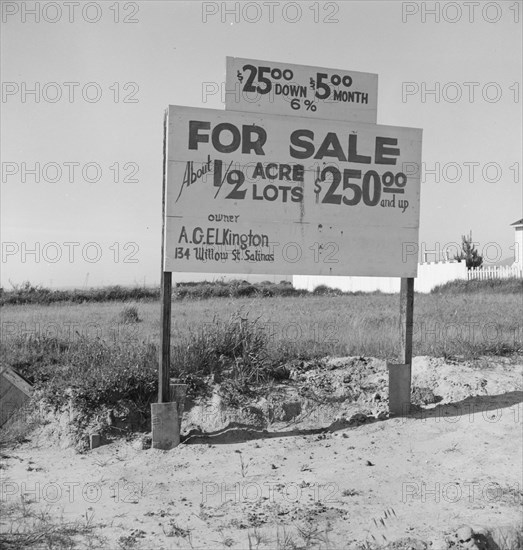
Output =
[{"x1": 118, "y1": 305, "x2": 141, "y2": 324}]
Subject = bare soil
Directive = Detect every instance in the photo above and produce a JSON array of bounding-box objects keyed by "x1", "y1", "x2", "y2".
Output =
[{"x1": 1, "y1": 355, "x2": 522, "y2": 549}]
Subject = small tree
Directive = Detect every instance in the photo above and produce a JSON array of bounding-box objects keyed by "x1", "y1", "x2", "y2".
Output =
[{"x1": 454, "y1": 231, "x2": 483, "y2": 269}]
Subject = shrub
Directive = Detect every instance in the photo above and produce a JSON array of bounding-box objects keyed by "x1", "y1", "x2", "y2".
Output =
[
  {"x1": 0, "y1": 282, "x2": 159, "y2": 306},
  {"x1": 313, "y1": 284, "x2": 343, "y2": 296},
  {"x1": 119, "y1": 305, "x2": 141, "y2": 324},
  {"x1": 432, "y1": 277, "x2": 523, "y2": 294},
  {"x1": 230, "y1": 282, "x2": 257, "y2": 298},
  {"x1": 172, "y1": 313, "x2": 275, "y2": 385},
  {"x1": 454, "y1": 231, "x2": 483, "y2": 269}
]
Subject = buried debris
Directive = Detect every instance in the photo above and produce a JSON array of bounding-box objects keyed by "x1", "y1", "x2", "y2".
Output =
[{"x1": 0, "y1": 367, "x2": 33, "y2": 427}]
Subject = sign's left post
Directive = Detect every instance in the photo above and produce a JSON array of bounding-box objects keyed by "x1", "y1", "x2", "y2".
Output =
[
  {"x1": 159, "y1": 108, "x2": 172, "y2": 405},
  {"x1": 152, "y1": 109, "x2": 179, "y2": 450}
]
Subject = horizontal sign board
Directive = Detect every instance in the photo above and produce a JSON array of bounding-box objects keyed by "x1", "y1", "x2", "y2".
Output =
[
  {"x1": 164, "y1": 105, "x2": 422, "y2": 277},
  {"x1": 225, "y1": 57, "x2": 378, "y2": 123}
]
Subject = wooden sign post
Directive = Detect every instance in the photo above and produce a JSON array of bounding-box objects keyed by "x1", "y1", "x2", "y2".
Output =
[
  {"x1": 158, "y1": 270, "x2": 172, "y2": 404},
  {"x1": 159, "y1": 109, "x2": 172, "y2": 404},
  {"x1": 388, "y1": 277, "x2": 414, "y2": 416},
  {"x1": 399, "y1": 277, "x2": 415, "y2": 367},
  {"x1": 152, "y1": 110, "x2": 178, "y2": 450}
]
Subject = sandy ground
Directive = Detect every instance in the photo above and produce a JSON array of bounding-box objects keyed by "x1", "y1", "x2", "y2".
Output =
[{"x1": 1, "y1": 355, "x2": 522, "y2": 549}]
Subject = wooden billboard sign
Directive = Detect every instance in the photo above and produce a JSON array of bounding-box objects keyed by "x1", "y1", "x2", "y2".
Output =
[
  {"x1": 164, "y1": 105, "x2": 422, "y2": 278},
  {"x1": 225, "y1": 57, "x2": 378, "y2": 123},
  {"x1": 156, "y1": 62, "x2": 421, "y2": 445}
]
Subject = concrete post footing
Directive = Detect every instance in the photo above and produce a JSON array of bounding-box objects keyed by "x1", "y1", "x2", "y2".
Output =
[
  {"x1": 151, "y1": 402, "x2": 180, "y2": 450},
  {"x1": 387, "y1": 362, "x2": 411, "y2": 416}
]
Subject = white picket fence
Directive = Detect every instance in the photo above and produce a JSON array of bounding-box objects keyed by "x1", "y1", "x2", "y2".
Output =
[{"x1": 467, "y1": 265, "x2": 523, "y2": 280}]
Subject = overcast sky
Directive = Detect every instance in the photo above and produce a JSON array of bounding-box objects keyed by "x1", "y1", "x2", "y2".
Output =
[{"x1": 1, "y1": 1, "x2": 522, "y2": 288}]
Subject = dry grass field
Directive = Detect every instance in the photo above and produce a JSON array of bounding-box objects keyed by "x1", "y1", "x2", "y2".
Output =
[{"x1": 2, "y1": 286, "x2": 521, "y2": 358}]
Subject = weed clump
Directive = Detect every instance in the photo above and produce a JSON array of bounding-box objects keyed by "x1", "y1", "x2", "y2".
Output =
[
  {"x1": 172, "y1": 313, "x2": 283, "y2": 386},
  {"x1": 119, "y1": 305, "x2": 141, "y2": 324},
  {"x1": 313, "y1": 284, "x2": 343, "y2": 296}
]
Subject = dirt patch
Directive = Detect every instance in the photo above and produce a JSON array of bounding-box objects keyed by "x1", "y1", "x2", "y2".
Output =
[
  {"x1": 1, "y1": 355, "x2": 522, "y2": 549},
  {"x1": 183, "y1": 357, "x2": 390, "y2": 437}
]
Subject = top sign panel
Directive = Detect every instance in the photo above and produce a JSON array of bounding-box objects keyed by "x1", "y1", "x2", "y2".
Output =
[{"x1": 226, "y1": 57, "x2": 378, "y2": 123}]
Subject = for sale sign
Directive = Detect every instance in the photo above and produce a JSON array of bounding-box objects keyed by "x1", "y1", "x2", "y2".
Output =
[
  {"x1": 164, "y1": 105, "x2": 422, "y2": 277},
  {"x1": 225, "y1": 57, "x2": 378, "y2": 123}
]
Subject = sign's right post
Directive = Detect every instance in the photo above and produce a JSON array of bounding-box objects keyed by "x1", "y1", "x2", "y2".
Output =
[
  {"x1": 400, "y1": 277, "x2": 415, "y2": 367},
  {"x1": 389, "y1": 277, "x2": 415, "y2": 416}
]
